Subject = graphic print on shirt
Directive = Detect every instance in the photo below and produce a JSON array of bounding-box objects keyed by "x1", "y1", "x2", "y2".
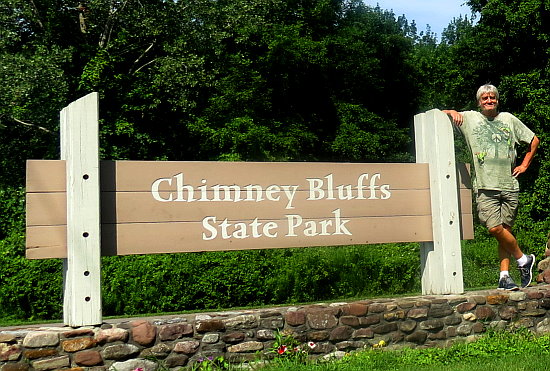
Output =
[{"x1": 471, "y1": 119, "x2": 514, "y2": 166}]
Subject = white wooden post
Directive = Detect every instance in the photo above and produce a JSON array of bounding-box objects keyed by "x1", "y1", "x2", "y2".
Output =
[
  {"x1": 60, "y1": 92, "x2": 102, "y2": 326},
  {"x1": 414, "y1": 109, "x2": 464, "y2": 294}
]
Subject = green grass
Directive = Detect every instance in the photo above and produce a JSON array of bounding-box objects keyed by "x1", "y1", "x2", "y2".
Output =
[{"x1": 258, "y1": 328, "x2": 550, "y2": 371}]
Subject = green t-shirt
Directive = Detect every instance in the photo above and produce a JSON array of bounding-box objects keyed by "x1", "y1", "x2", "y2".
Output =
[{"x1": 459, "y1": 111, "x2": 535, "y2": 192}]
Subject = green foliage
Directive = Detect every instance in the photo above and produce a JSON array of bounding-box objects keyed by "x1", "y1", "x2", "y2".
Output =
[
  {"x1": 399, "y1": 328, "x2": 542, "y2": 366},
  {"x1": 0, "y1": 232, "x2": 63, "y2": 321},
  {"x1": 101, "y1": 250, "x2": 276, "y2": 315},
  {"x1": 331, "y1": 103, "x2": 412, "y2": 162},
  {"x1": 190, "y1": 355, "x2": 231, "y2": 371},
  {"x1": 0, "y1": 46, "x2": 68, "y2": 186},
  {"x1": 0, "y1": 187, "x2": 25, "y2": 239},
  {"x1": 461, "y1": 236, "x2": 500, "y2": 289},
  {"x1": 264, "y1": 244, "x2": 420, "y2": 306},
  {"x1": 99, "y1": 245, "x2": 420, "y2": 318},
  {"x1": 0, "y1": 186, "x2": 63, "y2": 321}
]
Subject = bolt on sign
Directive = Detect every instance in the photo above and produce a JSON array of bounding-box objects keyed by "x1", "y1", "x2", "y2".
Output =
[{"x1": 26, "y1": 160, "x2": 473, "y2": 259}]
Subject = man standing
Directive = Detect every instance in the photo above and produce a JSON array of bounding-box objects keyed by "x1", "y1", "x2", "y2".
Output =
[{"x1": 443, "y1": 84, "x2": 540, "y2": 290}]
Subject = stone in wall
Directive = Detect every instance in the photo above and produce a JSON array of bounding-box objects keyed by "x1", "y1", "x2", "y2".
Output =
[
  {"x1": 96, "y1": 328, "x2": 129, "y2": 344},
  {"x1": 131, "y1": 321, "x2": 156, "y2": 346},
  {"x1": 109, "y1": 358, "x2": 158, "y2": 371},
  {"x1": 22, "y1": 332, "x2": 59, "y2": 349},
  {"x1": 74, "y1": 350, "x2": 103, "y2": 366}
]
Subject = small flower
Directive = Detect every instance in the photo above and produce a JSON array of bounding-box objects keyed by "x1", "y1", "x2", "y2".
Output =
[
  {"x1": 307, "y1": 341, "x2": 316, "y2": 349},
  {"x1": 133, "y1": 368, "x2": 144, "y2": 371},
  {"x1": 277, "y1": 345, "x2": 287, "y2": 354}
]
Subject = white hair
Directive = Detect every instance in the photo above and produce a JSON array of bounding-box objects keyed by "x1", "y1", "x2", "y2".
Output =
[{"x1": 476, "y1": 84, "x2": 499, "y2": 101}]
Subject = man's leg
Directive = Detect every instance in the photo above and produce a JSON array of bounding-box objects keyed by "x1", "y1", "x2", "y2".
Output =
[
  {"x1": 489, "y1": 224, "x2": 523, "y2": 271},
  {"x1": 489, "y1": 224, "x2": 534, "y2": 288},
  {"x1": 490, "y1": 224, "x2": 520, "y2": 290},
  {"x1": 478, "y1": 190, "x2": 534, "y2": 289},
  {"x1": 477, "y1": 191, "x2": 517, "y2": 290},
  {"x1": 500, "y1": 190, "x2": 535, "y2": 288}
]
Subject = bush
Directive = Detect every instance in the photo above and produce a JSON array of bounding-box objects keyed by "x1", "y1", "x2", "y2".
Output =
[
  {"x1": 100, "y1": 244, "x2": 421, "y2": 317},
  {"x1": 0, "y1": 186, "x2": 25, "y2": 239},
  {"x1": 0, "y1": 232, "x2": 63, "y2": 321}
]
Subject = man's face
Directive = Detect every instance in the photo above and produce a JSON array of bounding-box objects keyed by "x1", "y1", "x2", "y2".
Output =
[{"x1": 479, "y1": 92, "x2": 499, "y2": 113}]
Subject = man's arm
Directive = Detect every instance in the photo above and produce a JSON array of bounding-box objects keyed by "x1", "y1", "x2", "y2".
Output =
[
  {"x1": 442, "y1": 109, "x2": 464, "y2": 126},
  {"x1": 513, "y1": 135, "x2": 540, "y2": 177}
]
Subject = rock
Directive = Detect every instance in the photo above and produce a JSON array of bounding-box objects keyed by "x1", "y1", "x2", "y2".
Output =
[
  {"x1": 131, "y1": 321, "x2": 156, "y2": 346},
  {"x1": 96, "y1": 328, "x2": 129, "y2": 344},
  {"x1": 307, "y1": 312, "x2": 338, "y2": 330},
  {"x1": 74, "y1": 350, "x2": 103, "y2": 366},
  {"x1": 537, "y1": 258, "x2": 550, "y2": 271},
  {"x1": 227, "y1": 341, "x2": 263, "y2": 353},
  {"x1": 173, "y1": 340, "x2": 200, "y2": 354},
  {"x1": 109, "y1": 359, "x2": 158, "y2": 371},
  {"x1": 101, "y1": 344, "x2": 140, "y2": 360},
  {"x1": 31, "y1": 355, "x2": 70, "y2": 371},
  {"x1": 158, "y1": 323, "x2": 193, "y2": 341},
  {"x1": 61, "y1": 337, "x2": 97, "y2": 352},
  {"x1": 22, "y1": 332, "x2": 59, "y2": 348}
]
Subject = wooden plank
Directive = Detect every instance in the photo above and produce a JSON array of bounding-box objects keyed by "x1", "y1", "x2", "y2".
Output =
[
  {"x1": 27, "y1": 214, "x2": 434, "y2": 258},
  {"x1": 27, "y1": 178, "x2": 474, "y2": 227},
  {"x1": 25, "y1": 162, "x2": 472, "y2": 220},
  {"x1": 27, "y1": 211, "x2": 479, "y2": 259},
  {"x1": 459, "y1": 189, "x2": 472, "y2": 213},
  {"x1": 415, "y1": 109, "x2": 464, "y2": 295},
  {"x1": 112, "y1": 215, "x2": 435, "y2": 255},
  {"x1": 27, "y1": 189, "x2": 433, "y2": 226},
  {"x1": 60, "y1": 92, "x2": 102, "y2": 327},
  {"x1": 457, "y1": 163, "x2": 474, "y2": 239},
  {"x1": 106, "y1": 189, "x2": 433, "y2": 223},
  {"x1": 26, "y1": 192, "x2": 66, "y2": 226},
  {"x1": 26, "y1": 225, "x2": 66, "y2": 256},
  {"x1": 27, "y1": 160, "x2": 431, "y2": 191},
  {"x1": 457, "y1": 163, "x2": 472, "y2": 189},
  {"x1": 26, "y1": 160, "x2": 66, "y2": 192},
  {"x1": 111, "y1": 161, "x2": 431, "y2": 191},
  {"x1": 460, "y1": 213, "x2": 474, "y2": 240}
]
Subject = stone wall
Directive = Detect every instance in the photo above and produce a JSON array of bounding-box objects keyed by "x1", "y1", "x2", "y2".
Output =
[
  {"x1": 2, "y1": 285, "x2": 550, "y2": 371},
  {"x1": 534, "y1": 233, "x2": 550, "y2": 283}
]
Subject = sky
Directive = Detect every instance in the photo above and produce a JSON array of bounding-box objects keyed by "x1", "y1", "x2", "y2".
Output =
[{"x1": 364, "y1": 0, "x2": 475, "y2": 38}]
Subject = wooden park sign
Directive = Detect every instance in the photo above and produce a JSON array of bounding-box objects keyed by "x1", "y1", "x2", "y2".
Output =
[
  {"x1": 26, "y1": 160, "x2": 473, "y2": 257},
  {"x1": 25, "y1": 93, "x2": 473, "y2": 326}
]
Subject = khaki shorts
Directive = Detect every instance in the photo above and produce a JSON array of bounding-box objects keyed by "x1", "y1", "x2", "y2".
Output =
[{"x1": 476, "y1": 190, "x2": 519, "y2": 229}]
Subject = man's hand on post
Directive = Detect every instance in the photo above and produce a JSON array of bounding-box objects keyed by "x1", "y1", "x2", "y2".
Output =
[{"x1": 443, "y1": 110, "x2": 464, "y2": 127}]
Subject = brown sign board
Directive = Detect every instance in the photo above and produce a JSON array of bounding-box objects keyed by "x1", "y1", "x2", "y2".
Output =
[{"x1": 26, "y1": 160, "x2": 473, "y2": 259}]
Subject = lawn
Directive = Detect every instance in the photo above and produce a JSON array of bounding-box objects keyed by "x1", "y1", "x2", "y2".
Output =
[{"x1": 256, "y1": 328, "x2": 550, "y2": 371}]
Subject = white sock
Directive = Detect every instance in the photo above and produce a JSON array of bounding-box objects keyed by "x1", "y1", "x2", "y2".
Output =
[
  {"x1": 517, "y1": 254, "x2": 528, "y2": 266},
  {"x1": 500, "y1": 271, "x2": 509, "y2": 279}
]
